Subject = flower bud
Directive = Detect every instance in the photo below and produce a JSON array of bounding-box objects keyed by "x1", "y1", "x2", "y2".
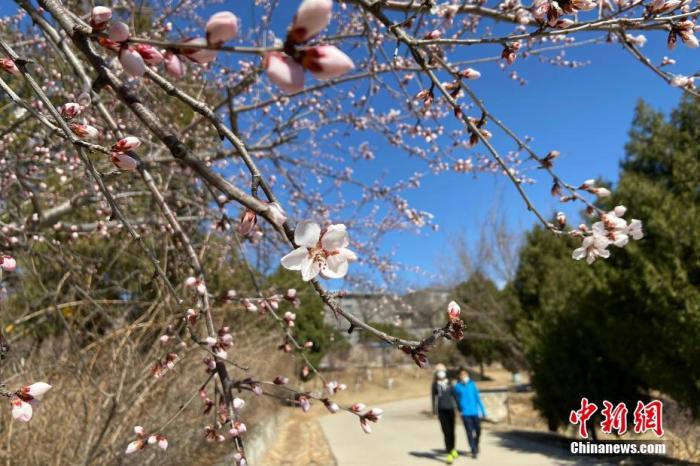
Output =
[
  {"x1": 182, "y1": 37, "x2": 218, "y2": 64},
  {"x1": 206, "y1": 11, "x2": 239, "y2": 47},
  {"x1": 289, "y1": 0, "x2": 333, "y2": 44},
  {"x1": 90, "y1": 6, "x2": 112, "y2": 31},
  {"x1": 164, "y1": 51, "x2": 186, "y2": 78},
  {"x1": 113, "y1": 136, "x2": 141, "y2": 152},
  {"x1": 301, "y1": 45, "x2": 355, "y2": 80},
  {"x1": 0, "y1": 58, "x2": 20, "y2": 76},
  {"x1": 108, "y1": 21, "x2": 130, "y2": 42},
  {"x1": 59, "y1": 102, "x2": 82, "y2": 120},
  {"x1": 119, "y1": 48, "x2": 146, "y2": 77},
  {"x1": 264, "y1": 52, "x2": 305, "y2": 93},
  {"x1": 111, "y1": 152, "x2": 138, "y2": 171},
  {"x1": 135, "y1": 44, "x2": 164, "y2": 65},
  {"x1": 70, "y1": 123, "x2": 100, "y2": 140}
]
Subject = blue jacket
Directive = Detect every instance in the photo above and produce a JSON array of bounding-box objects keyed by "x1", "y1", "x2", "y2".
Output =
[{"x1": 453, "y1": 379, "x2": 486, "y2": 417}]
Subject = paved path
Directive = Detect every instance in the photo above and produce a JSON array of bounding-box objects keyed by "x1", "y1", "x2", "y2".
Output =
[{"x1": 319, "y1": 397, "x2": 609, "y2": 466}]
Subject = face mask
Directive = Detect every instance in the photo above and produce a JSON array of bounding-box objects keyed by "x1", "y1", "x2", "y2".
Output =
[
  {"x1": 436, "y1": 370, "x2": 446, "y2": 380},
  {"x1": 460, "y1": 375, "x2": 470, "y2": 382}
]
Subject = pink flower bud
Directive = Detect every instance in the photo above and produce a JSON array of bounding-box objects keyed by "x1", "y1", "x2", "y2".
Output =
[
  {"x1": 447, "y1": 301, "x2": 461, "y2": 320},
  {"x1": 264, "y1": 52, "x2": 305, "y2": 94},
  {"x1": 108, "y1": 21, "x2": 130, "y2": 42},
  {"x1": 273, "y1": 376, "x2": 289, "y2": 385},
  {"x1": 460, "y1": 68, "x2": 481, "y2": 80},
  {"x1": 60, "y1": 102, "x2": 82, "y2": 120},
  {"x1": 120, "y1": 48, "x2": 146, "y2": 77},
  {"x1": 267, "y1": 202, "x2": 288, "y2": 226},
  {"x1": 206, "y1": 11, "x2": 239, "y2": 47},
  {"x1": 156, "y1": 435, "x2": 168, "y2": 451},
  {"x1": 286, "y1": 288, "x2": 297, "y2": 299},
  {"x1": 302, "y1": 45, "x2": 355, "y2": 80},
  {"x1": 324, "y1": 401, "x2": 340, "y2": 413},
  {"x1": 303, "y1": 340, "x2": 313, "y2": 349},
  {"x1": 1, "y1": 256, "x2": 16, "y2": 272},
  {"x1": 184, "y1": 276, "x2": 197, "y2": 287},
  {"x1": 11, "y1": 399, "x2": 33, "y2": 422},
  {"x1": 22, "y1": 382, "x2": 52, "y2": 398},
  {"x1": 237, "y1": 209, "x2": 257, "y2": 236},
  {"x1": 182, "y1": 37, "x2": 218, "y2": 64},
  {"x1": 351, "y1": 403, "x2": 366, "y2": 413},
  {"x1": 232, "y1": 398, "x2": 245, "y2": 410},
  {"x1": 125, "y1": 439, "x2": 145, "y2": 454},
  {"x1": 205, "y1": 336, "x2": 217, "y2": 346},
  {"x1": 0, "y1": 58, "x2": 20, "y2": 76},
  {"x1": 289, "y1": 0, "x2": 333, "y2": 44},
  {"x1": 614, "y1": 205, "x2": 627, "y2": 217},
  {"x1": 90, "y1": 6, "x2": 112, "y2": 31},
  {"x1": 113, "y1": 136, "x2": 141, "y2": 152},
  {"x1": 164, "y1": 51, "x2": 186, "y2": 78},
  {"x1": 360, "y1": 418, "x2": 372, "y2": 433},
  {"x1": 135, "y1": 44, "x2": 164, "y2": 65},
  {"x1": 110, "y1": 152, "x2": 138, "y2": 171},
  {"x1": 134, "y1": 426, "x2": 145, "y2": 437},
  {"x1": 70, "y1": 123, "x2": 100, "y2": 139},
  {"x1": 159, "y1": 335, "x2": 170, "y2": 344}
]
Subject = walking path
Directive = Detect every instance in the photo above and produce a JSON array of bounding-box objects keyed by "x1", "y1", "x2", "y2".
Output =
[{"x1": 319, "y1": 397, "x2": 610, "y2": 466}]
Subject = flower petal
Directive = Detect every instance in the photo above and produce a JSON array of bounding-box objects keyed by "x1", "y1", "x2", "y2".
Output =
[
  {"x1": 321, "y1": 224, "x2": 348, "y2": 251},
  {"x1": 322, "y1": 254, "x2": 348, "y2": 279},
  {"x1": 294, "y1": 221, "x2": 321, "y2": 248},
  {"x1": 301, "y1": 257, "x2": 321, "y2": 281},
  {"x1": 281, "y1": 247, "x2": 308, "y2": 271}
]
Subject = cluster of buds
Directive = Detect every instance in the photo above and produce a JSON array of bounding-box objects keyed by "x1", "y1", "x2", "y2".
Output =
[
  {"x1": 264, "y1": 0, "x2": 354, "y2": 93},
  {"x1": 446, "y1": 301, "x2": 466, "y2": 341},
  {"x1": 326, "y1": 380, "x2": 347, "y2": 396},
  {"x1": 184, "y1": 276, "x2": 207, "y2": 295},
  {"x1": 151, "y1": 352, "x2": 178, "y2": 378},
  {"x1": 572, "y1": 205, "x2": 644, "y2": 264},
  {"x1": 670, "y1": 75, "x2": 696, "y2": 90},
  {"x1": 9, "y1": 382, "x2": 51, "y2": 422},
  {"x1": 578, "y1": 179, "x2": 611, "y2": 198},
  {"x1": 125, "y1": 426, "x2": 168, "y2": 454},
  {"x1": 204, "y1": 425, "x2": 227, "y2": 443},
  {"x1": 401, "y1": 345, "x2": 430, "y2": 368},
  {"x1": 109, "y1": 136, "x2": 140, "y2": 171},
  {"x1": 415, "y1": 88, "x2": 435, "y2": 108},
  {"x1": 467, "y1": 115, "x2": 492, "y2": 147},
  {"x1": 0, "y1": 57, "x2": 20, "y2": 76},
  {"x1": 241, "y1": 298, "x2": 258, "y2": 313},
  {"x1": 355, "y1": 406, "x2": 383, "y2": 433},
  {"x1": 532, "y1": 0, "x2": 597, "y2": 27},
  {"x1": 283, "y1": 311, "x2": 296, "y2": 327},
  {"x1": 453, "y1": 158, "x2": 474, "y2": 173},
  {"x1": 669, "y1": 20, "x2": 699, "y2": 49},
  {"x1": 284, "y1": 288, "x2": 301, "y2": 307},
  {"x1": 92, "y1": 7, "x2": 237, "y2": 78},
  {"x1": 0, "y1": 255, "x2": 16, "y2": 272},
  {"x1": 204, "y1": 326, "x2": 233, "y2": 359},
  {"x1": 184, "y1": 308, "x2": 199, "y2": 326},
  {"x1": 646, "y1": 0, "x2": 682, "y2": 16},
  {"x1": 501, "y1": 41, "x2": 521, "y2": 65}
]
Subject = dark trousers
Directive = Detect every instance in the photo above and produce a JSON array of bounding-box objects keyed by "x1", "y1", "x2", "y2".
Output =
[
  {"x1": 462, "y1": 415, "x2": 481, "y2": 454},
  {"x1": 437, "y1": 409, "x2": 456, "y2": 452}
]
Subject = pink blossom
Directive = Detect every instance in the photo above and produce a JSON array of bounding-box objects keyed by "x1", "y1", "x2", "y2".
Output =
[
  {"x1": 447, "y1": 301, "x2": 461, "y2": 320},
  {"x1": 460, "y1": 68, "x2": 481, "y2": 80},
  {"x1": 324, "y1": 400, "x2": 340, "y2": 413},
  {"x1": 572, "y1": 232, "x2": 611, "y2": 264},
  {"x1": 113, "y1": 136, "x2": 141, "y2": 152},
  {"x1": 351, "y1": 403, "x2": 366, "y2": 413},
  {"x1": 125, "y1": 439, "x2": 145, "y2": 454},
  {"x1": 233, "y1": 398, "x2": 245, "y2": 411},
  {"x1": 59, "y1": 102, "x2": 82, "y2": 120},
  {"x1": 264, "y1": 52, "x2": 305, "y2": 94},
  {"x1": 281, "y1": 221, "x2": 357, "y2": 281},
  {"x1": 108, "y1": 21, "x2": 130, "y2": 42},
  {"x1": 111, "y1": 152, "x2": 138, "y2": 171},
  {"x1": 289, "y1": 0, "x2": 333, "y2": 44},
  {"x1": 135, "y1": 44, "x2": 164, "y2": 65},
  {"x1": 21, "y1": 382, "x2": 52, "y2": 398},
  {"x1": 134, "y1": 425, "x2": 145, "y2": 437},
  {"x1": 11, "y1": 399, "x2": 32, "y2": 422},
  {"x1": 206, "y1": 11, "x2": 239, "y2": 47},
  {"x1": 0, "y1": 58, "x2": 20, "y2": 76},
  {"x1": 70, "y1": 123, "x2": 100, "y2": 139},
  {"x1": 164, "y1": 52, "x2": 186, "y2": 78},
  {"x1": 302, "y1": 45, "x2": 355, "y2": 80},
  {"x1": 1, "y1": 256, "x2": 16, "y2": 272},
  {"x1": 360, "y1": 418, "x2": 372, "y2": 433},
  {"x1": 119, "y1": 48, "x2": 146, "y2": 77},
  {"x1": 90, "y1": 6, "x2": 112, "y2": 31}
]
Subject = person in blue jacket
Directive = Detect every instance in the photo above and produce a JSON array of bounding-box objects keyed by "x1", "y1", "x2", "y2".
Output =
[{"x1": 453, "y1": 368, "x2": 486, "y2": 458}]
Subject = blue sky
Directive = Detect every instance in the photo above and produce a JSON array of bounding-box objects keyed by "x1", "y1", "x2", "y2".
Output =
[{"x1": 3, "y1": 2, "x2": 690, "y2": 289}]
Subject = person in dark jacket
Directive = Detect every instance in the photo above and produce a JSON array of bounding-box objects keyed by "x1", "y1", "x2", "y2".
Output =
[
  {"x1": 431, "y1": 363, "x2": 458, "y2": 464},
  {"x1": 453, "y1": 368, "x2": 487, "y2": 458}
]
